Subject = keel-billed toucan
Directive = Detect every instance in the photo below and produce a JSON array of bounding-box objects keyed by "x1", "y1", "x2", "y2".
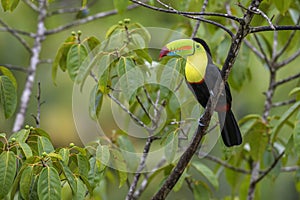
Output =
[{"x1": 159, "y1": 38, "x2": 242, "y2": 147}]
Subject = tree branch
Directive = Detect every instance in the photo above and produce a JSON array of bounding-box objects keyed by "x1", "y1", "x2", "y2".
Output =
[
  {"x1": 0, "y1": 19, "x2": 32, "y2": 54},
  {"x1": 45, "y1": 3, "x2": 141, "y2": 35},
  {"x1": 151, "y1": 1, "x2": 263, "y2": 199},
  {"x1": 191, "y1": 0, "x2": 208, "y2": 38},
  {"x1": 250, "y1": 25, "x2": 300, "y2": 33},
  {"x1": 12, "y1": 0, "x2": 48, "y2": 132},
  {"x1": 130, "y1": 0, "x2": 235, "y2": 37}
]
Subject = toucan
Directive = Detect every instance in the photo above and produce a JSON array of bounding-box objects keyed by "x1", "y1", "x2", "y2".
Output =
[{"x1": 159, "y1": 38, "x2": 242, "y2": 147}]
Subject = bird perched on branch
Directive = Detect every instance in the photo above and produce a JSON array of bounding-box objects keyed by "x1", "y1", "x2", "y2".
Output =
[{"x1": 159, "y1": 38, "x2": 242, "y2": 147}]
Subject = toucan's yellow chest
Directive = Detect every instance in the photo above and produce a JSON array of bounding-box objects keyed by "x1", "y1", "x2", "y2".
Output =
[{"x1": 185, "y1": 51, "x2": 208, "y2": 83}]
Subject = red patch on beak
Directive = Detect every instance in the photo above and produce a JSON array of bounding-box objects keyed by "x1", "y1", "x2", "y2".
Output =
[{"x1": 159, "y1": 46, "x2": 169, "y2": 59}]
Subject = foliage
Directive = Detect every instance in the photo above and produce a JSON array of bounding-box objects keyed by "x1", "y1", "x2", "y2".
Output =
[{"x1": 0, "y1": 0, "x2": 300, "y2": 199}]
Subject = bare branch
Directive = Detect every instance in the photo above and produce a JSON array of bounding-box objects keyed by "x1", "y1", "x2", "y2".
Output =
[
  {"x1": 107, "y1": 93, "x2": 150, "y2": 131},
  {"x1": 0, "y1": 19, "x2": 32, "y2": 54},
  {"x1": 253, "y1": 34, "x2": 270, "y2": 67},
  {"x1": 254, "y1": 151, "x2": 285, "y2": 184},
  {"x1": 31, "y1": 82, "x2": 45, "y2": 127},
  {"x1": 22, "y1": 0, "x2": 39, "y2": 12},
  {"x1": 274, "y1": 72, "x2": 300, "y2": 87},
  {"x1": 13, "y1": 0, "x2": 48, "y2": 132},
  {"x1": 152, "y1": 1, "x2": 263, "y2": 199},
  {"x1": 191, "y1": 0, "x2": 208, "y2": 38},
  {"x1": 0, "y1": 64, "x2": 28, "y2": 73},
  {"x1": 244, "y1": 39, "x2": 265, "y2": 60},
  {"x1": 273, "y1": 16, "x2": 300, "y2": 62},
  {"x1": 130, "y1": 0, "x2": 235, "y2": 37},
  {"x1": 250, "y1": 25, "x2": 300, "y2": 33},
  {"x1": 275, "y1": 48, "x2": 300, "y2": 69},
  {"x1": 198, "y1": 153, "x2": 250, "y2": 174},
  {"x1": 126, "y1": 136, "x2": 157, "y2": 200},
  {"x1": 247, "y1": 162, "x2": 260, "y2": 200},
  {"x1": 272, "y1": 99, "x2": 296, "y2": 107},
  {"x1": 45, "y1": 4, "x2": 140, "y2": 35}
]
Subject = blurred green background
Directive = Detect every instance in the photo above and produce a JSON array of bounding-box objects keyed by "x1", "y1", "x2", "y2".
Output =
[{"x1": 0, "y1": 0, "x2": 299, "y2": 199}]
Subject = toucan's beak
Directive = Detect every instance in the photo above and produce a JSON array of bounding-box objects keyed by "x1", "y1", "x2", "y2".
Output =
[
  {"x1": 159, "y1": 39, "x2": 195, "y2": 60},
  {"x1": 159, "y1": 46, "x2": 169, "y2": 60}
]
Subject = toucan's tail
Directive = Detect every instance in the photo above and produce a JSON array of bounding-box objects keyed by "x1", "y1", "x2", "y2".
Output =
[{"x1": 218, "y1": 110, "x2": 242, "y2": 147}]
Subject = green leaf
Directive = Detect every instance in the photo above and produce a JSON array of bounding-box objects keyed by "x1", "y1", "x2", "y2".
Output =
[
  {"x1": 273, "y1": 101, "x2": 300, "y2": 142},
  {"x1": 294, "y1": 111, "x2": 300, "y2": 156},
  {"x1": 274, "y1": 0, "x2": 292, "y2": 14},
  {"x1": 0, "y1": 133, "x2": 6, "y2": 138},
  {"x1": 0, "y1": 151, "x2": 17, "y2": 199},
  {"x1": 98, "y1": 67, "x2": 111, "y2": 94},
  {"x1": 77, "y1": 153, "x2": 89, "y2": 177},
  {"x1": 19, "y1": 142, "x2": 33, "y2": 158},
  {"x1": 0, "y1": 75, "x2": 17, "y2": 118},
  {"x1": 113, "y1": 0, "x2": 129, "y2": 14},
  {"x1": 75, "y1": 177, "x2": 86, "y2": 200},
  {"x1": 34, "y1": 128, "x2": 52, "y2": 141},
  {"x1": 1, "y1": 0, "x2": 10, "y2": 11},
  {"x1": 0, "y1": 66, "x2": 17, "y2": 88},
  {"x1": 110, "y1": 149, "x2": 127, "y2": 187},
  {"x1": 96, "y1": 145, "x2": 110, "y2": 171},
  {"x1": 9, "y1": 0, "x2": 19, "y2": 11},
  {"x1": 37, "y1": 136, "x2": 55, "y2": 156},
  {"x1": 89, "y1": 85, "x2": 104, "y2": 120},
  {"x1": 173, "y1": 169, "x2": 189, "y2": 192},
  {"x1": 59, "y1": 148, "x2": 70, "y2": 165},
  {"x1": 117, "y1": 135, "x2": 139, "y2": 171},
  {"x1": 134, "y1": 49, "x2": 152, "y2": 64},
  {"x1": 37, "y1": 167, "x2": 61, "y2": 200},
  {"x1": 289, "y1": 87, "x2": 300, "y2": 101},
  {"x1": 86, "y1": 36, "x2": 100, "y2": 51},
  {"x1": 164, "y1": 131, "x2": 178, "y2": 164},
  {"x1": 10, "y1": 164, "x2": 27, "y2": 199},
  {"x1": 105, "y1": 24, "x2": 119, "y2": 39},
  {"x1": 52, "y1": 36, "x2": 76, "y2": 85},
  {"x1": 48, "y1": 152, "x2": 63, "y2": 160},
  {"x1": 228, "y1": 43, "x2": 251, "y2": 91},
  {"x1": 9, "y1": 128, "x2": 30, "y2": 143},
  {"x1": 244, "y1": 119, "x2": 269, "y2": 161},
  {"x1": 193, "y1": 182, "x2": 210, "y2": 200},
  {"x1": 88, "y1": 157, "x2": 104, "y2": 189},
  {"x1": 67, "y1": 44, "x2": 88, "y2": 81},
  {"x1": 192, "y1": 161, "x2": 219, "y2": 190},
  {"x1": 59, "y1": 161, "x2": 77, "y2": 196},
  {"x1": 20, "y1": 165, "x2": 34, "y2": 200}
]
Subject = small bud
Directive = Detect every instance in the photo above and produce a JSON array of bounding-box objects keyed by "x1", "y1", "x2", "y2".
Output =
[
  {"x1": 71, "y1": 31, "x2": 76, "y2": 36},
  {"x1": 42, "y1": 152, "x2": 47, "y2": 157},
  {"x1": 11, "y1": 137, "x2": 16, "y2": 142},
  {"x1": 25, "y1": 125, "x2": 30, "y2": 129},
  {"x1": 118, "y1": 21, "x2": 123, "y2": 26},
  {"x1": 77, "y1": 30, "x2": 82, "y2": 36},
  {"x1": 30, "y1": 126, "x2": 34, "y2": 131},
  {"x1": 69, "y1": 143, "x2": 75, "y2": 148},
  {"x1": 124, "y1": 18, "x2": 131, "y2": 24}
]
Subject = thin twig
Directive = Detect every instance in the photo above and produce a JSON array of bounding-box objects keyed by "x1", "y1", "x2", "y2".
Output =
[
  {"x1": 274, "y1": 72, "x2": 300, "y2": 87},
  {"x1": 45, "y1": 3, "x2": 141, "y2": 35},
  {"x1": 13, "y1": 0, "x2": 48, "y2": 132},
  {"x1": 273, "y1": 16, "x2": 300, "y2": 62},
  {"x1": 250, "y1": 25, "x2": 300, "y2": 33},
  {"x1": 199, "y1": 153, "x2": 250, "y2": 174},
  {"x1": 126, "y1": 136, "x2": 156, "y2": 200},
  {"x1": 254, "y1": 151, "x2": 285, "y2": 184},
  {"x1": 272, "y1": 99, "x2": 296, "y2": 107},
  {"x1": 133, "y1": 158, "x2": 166, "y2": 199},
  {"x1": 0, "y1": 64, "x2": 28, "y2": 73},
  {"x1": 31, "y1": 82, "x2": 45, "y2": 127},
  {"x1": 275, "y1": 48, "x2": 300, "y2": 69},
  {"x1": 253, "y1": 34, "x2": 270, "y2": 67},
  {"x1": 0, "y1": 19, "x2": 32, "y2": 54},
  {"x1": 108, "y1": 93, "x2": 150, "y2": 131},
  {"x1": 130, "y1": 0, "x2": 235, "y2": 37},
  {"x1": 191, "y1": 0, "x2": 209, "y2": 38}
]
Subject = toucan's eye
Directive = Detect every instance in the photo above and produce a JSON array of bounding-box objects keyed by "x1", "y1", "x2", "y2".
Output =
[{"x1": 196, "y1": 44, "x2": 200, "y2": 48}]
